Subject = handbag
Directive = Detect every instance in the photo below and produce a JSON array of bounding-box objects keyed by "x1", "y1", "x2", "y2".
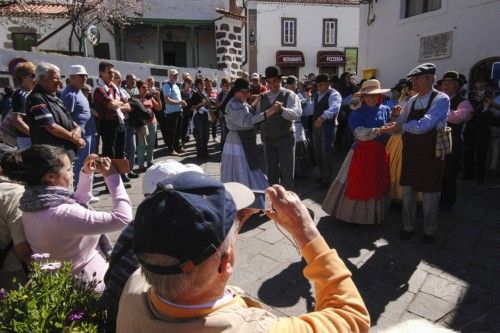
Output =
[
  {"x1": 128, "y1": 97, "x2": 151, "y2": 128},
  {"x1": 0, "y1": 111, "x2": 19, "y2": 146},
  {"x1": 436, "y1": 126, "x2": 452, "y2": 159}
]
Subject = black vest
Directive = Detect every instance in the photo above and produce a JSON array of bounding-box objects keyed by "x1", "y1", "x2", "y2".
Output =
[
  {"x1": 260, "y1": 88, "x2": 293, "y2": 138},
  {"x1": 314, "y1": 90, "x2": 336, "y2": 125},
  {"x1": 26, "y1": 86, "x2": 77, "y2": 152}
]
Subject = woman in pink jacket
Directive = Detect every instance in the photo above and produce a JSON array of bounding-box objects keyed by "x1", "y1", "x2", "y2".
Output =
[{"x1": 1, "y1": 144, "x2": 133, "y2": 291}]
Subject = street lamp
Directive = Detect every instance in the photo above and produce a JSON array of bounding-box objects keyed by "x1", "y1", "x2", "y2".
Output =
[{"x1": 249, "y1": 30, "x2": 256, "y2": 44}]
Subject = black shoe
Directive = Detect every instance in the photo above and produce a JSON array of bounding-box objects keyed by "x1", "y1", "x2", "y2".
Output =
[
  {"x1": 121, "y1": 174, "x2": 131, "y2": 183},
  {"x1": 128, "y1": 171, "x2": 139, "y2": 179},
  {"x1": 422, "y1": 234, "x2": 435, "y2": 244},
  {"x1": 400, "y1": 230, "x2": 415, "y2": 241}
]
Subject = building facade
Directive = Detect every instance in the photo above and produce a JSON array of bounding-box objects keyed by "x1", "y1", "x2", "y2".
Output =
[
  {"x1": 358, "y1": 0, "x2": 500, "y2": 86},
  {"x1": 0, "y1": 0, "x2": 247, "y2": 76},
  {"x1": 247, "y1": 0, "x2": 359, "y2": 78}
]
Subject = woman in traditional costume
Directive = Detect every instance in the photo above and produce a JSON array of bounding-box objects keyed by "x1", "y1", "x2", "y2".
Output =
[{"x1": 322, "y1": 79, "x2": 391, "y2": 225}]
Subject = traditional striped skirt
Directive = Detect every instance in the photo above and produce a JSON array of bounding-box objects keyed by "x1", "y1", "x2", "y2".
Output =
[
  {"x1": 220, "y1": 130, "x2": 269, "y2": 191},
  {"x1": 322, "y1": 145, "x2": 391, "y2": 225}
]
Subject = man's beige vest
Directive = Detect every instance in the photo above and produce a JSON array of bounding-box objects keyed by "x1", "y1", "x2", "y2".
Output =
[{"x1": 116, "y1": 269, "x2": 278, "y2": 333}]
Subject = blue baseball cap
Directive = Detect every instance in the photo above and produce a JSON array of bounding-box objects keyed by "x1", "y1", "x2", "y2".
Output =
[{"x1": 134, "y1": 171, "x2": 254, "y2": 275}]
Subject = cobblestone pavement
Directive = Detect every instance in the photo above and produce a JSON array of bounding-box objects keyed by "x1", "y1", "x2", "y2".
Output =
[{"x1": 94, "y1": 137, "x2": 500, "y2": 332}]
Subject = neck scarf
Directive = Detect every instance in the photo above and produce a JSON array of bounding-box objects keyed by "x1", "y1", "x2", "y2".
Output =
[{"x1": 19, "y1": 186, "x2": 82, "y2": 212}]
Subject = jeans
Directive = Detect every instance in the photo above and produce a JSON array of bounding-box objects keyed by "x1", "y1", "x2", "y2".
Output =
[
  {"x1": 16, "y1": 137, "x2": 31, "y2": 150},
  {"x1": 74, "y1": 134, "x2": 96, "y2": 184},
  {"x1": 124, "y1": 122, "x2": 137, "y2": 171},
  {"x1": 137, "y1": 122, "x2": 157, "y2": 167},
  {"x1": 193, "y1": 112, "x2": 209, "y2": 157}
]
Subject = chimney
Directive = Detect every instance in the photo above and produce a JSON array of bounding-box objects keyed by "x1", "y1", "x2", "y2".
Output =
[{"x1": 229, "y1": 0, "x2": 237, "y2": 13}]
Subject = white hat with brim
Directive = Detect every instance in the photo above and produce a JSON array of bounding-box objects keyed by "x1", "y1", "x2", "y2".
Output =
[
  {"x1": 223, "y1": 182, "x2": 255, "y2": 210},
  {"x1": 354, "y1": 79, "x2": 390, "y2": 96},
  {"x1": 142, "y1": 159, "x2": 204, "y2": 195},
  {"x1": 169, "y1": 69, "x2": 179, "y2": 76},
  {"x1": 69, "y1": 65, "x2": 88, "y2": 76},
  {"x1": 142, "y1": 159, "x2": 254, "y2": 210}
]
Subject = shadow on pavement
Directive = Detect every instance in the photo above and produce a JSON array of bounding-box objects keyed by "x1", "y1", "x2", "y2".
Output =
[{"x1": 258, "y1": 260, "x2": 315, "y2": 312}]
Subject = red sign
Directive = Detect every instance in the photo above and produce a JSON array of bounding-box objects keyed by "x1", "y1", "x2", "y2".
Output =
[
  {"x1": 317, "y1": 51, "x2": 346, "y2": 66},
  {"x1": 276, "y1": 50, "x2": 305, "y2": 67}
]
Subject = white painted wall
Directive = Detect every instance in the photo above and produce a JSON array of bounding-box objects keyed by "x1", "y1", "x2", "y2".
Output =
[
  {"x1": 0, "y1": 49, "x2": 226, "y2": 88},
  {"x1": 0, "y1": 18, "x2": 116, "y2": 59},
  {"x1": 358, "y1": 0, "x2": 500, "y2": 86},
  {"x1": 249, "y1": 2, "x2": 359, "y2": 77}
]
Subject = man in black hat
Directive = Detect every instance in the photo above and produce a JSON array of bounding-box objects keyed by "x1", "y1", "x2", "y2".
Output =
[
  {"x1": 440, "y1": 71, "x2": 473, "y2": 211},
  {"x1": 380, "y1": 63, "x2": 450, "y2": 243},
  {"x1": 256, "y1": 66, "x2": 302, "y2": 189},
  {"x1": 116, "y1": 172, "x2": 370, "y2": 332},
  {"x1": 312, "y1": 73, "x2": 342, "y2": 187}
]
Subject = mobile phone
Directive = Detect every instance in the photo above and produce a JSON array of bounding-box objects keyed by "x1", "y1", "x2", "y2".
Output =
[
  {"x1": 111, "y1": 158, "x2": 130, "y2": 174},
  {"x1": 249, "y1": 190, "x2": 272, "y2": 211}
]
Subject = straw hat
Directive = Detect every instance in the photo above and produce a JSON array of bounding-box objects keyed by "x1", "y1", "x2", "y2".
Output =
[{"x1": 354, "y1": 79, "x2": 390, "y2": 96}]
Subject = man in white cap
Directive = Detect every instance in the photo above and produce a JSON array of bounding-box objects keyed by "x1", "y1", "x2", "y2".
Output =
[
  {"x1": 61, "y1": 65, "x2": 97, "y2": 185},
  {"x1": 161, "y1": 69, "x2": 187, "y2": 155}
]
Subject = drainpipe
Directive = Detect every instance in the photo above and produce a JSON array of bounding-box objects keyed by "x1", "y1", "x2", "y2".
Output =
[{"x1": 241, "y1": 2, "x2": 248, "y2": 68}]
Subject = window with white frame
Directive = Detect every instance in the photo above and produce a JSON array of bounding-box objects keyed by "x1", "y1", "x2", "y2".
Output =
[
  {"x1": 323, "y1": 19, "x2": 337, "y2": 47},
  {"x1": 404, "y1": 0, "x2": 441, "y2": 18},
  {"x1": 281, "y1": 17, "x2": 296, "y2": 46}
]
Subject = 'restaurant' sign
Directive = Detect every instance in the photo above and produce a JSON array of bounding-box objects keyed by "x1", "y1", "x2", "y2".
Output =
[
  {"x1": 276, "y1": 50, "x2": 305, "y2": 66},
  {"x1": 317, "y1": 51, "x2": 346, "y2": 66}
]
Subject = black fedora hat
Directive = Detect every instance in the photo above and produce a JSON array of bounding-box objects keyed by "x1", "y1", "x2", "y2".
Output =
[
  {"x1": 315, "y1": 74, "x2": 330, "y2": 83},
  {"x1": 264, "y1": 66, "x2": 281, "y2": 79}
]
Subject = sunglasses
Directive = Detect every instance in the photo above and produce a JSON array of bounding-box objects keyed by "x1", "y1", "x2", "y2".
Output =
[{"x1": 29, "y1": 74, "x2": 36, "y2": 79}]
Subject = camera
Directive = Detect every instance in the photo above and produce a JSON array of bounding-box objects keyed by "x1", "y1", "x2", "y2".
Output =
[{"x1": 249, "y1": 190, "x2": 272, "y2": 211}]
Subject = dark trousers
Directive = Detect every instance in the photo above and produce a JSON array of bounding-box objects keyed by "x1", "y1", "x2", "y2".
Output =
[
  {"x1": 264, "y1": 132, "x2": 296, "y2": 189},
  {"x1": 441, "y1": 138, "x2": 463, "y2": 208},
  {"x1": 193, "y1": 113, "x2": 210, "y2": 157},
  {"x1": 463, "y1": 114, "x2": 491, "y2": 183},
  {"x1": 100, "y1": 121, "x2": 125, "y2": 159},
  {"x1": 219, "y1": 117, "x2": 228, "y2": 150},
  {"x1": 181, "y1": 110, "x2": 192, "y2": 143},
  {"x1": 164, "y1": 112, "x2": 182, "y2": 151},
  {"x1": 211, "y1": 121, "x2": 217, "y2": 140}
]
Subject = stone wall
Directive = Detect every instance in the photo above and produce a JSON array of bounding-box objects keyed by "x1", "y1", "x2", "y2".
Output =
[{"x1": 215, "y1": 16, "x2": 244, "y2": 76}]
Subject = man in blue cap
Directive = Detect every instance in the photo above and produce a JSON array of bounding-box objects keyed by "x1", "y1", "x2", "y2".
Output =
[
  {"x1": 380, "y1": 63, "x2": 450, "y2": 243},
  {"x1": 116, "y1": 172, "x2": 369, "y2": 332}
]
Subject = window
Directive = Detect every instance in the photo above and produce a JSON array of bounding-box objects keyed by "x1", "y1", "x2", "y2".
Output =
[
  {"x1": 405, "y1": 0, "x2": 441, "y2": 18},
  {"x1": 323, "y1": 19, "x2": 337, "y2": 47},
  {"x1": 93, "y1": 43, "x2": 110, "y2": 59},
  {"x1": 281, "y1": 18, "x2": 296, "y2": 46},
  {"x1": 12, "y1": 33, "x2": 37, "y2": 51}
]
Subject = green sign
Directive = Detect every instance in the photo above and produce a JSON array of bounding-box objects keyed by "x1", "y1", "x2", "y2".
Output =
[{"x1": 344, "y1": 47, "x2": 358, "y2": 74}]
